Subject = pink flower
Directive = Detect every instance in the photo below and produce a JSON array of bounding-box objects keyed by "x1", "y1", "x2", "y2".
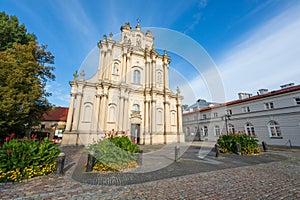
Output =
[
  {"x1": 5, "y1": 137, "x2": 9, "y2": 142},
  {"x1": 9, "y1": 133, "x2": 15, "y2": 138}
]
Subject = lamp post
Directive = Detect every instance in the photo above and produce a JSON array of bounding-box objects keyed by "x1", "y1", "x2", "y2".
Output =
[
  {"x1": 197, "y1": 110, "x2": 202, "y2": 141},
  {"x1": 224, "y1": 114, "x2": 230, "y2": 133}
]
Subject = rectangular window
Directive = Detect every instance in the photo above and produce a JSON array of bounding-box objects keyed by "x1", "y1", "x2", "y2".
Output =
[
  {"x1": 214, "y1": 126, "x2": 220, "y2": 136},
  {"x1": 295, "y1": 97, "x2": 300, "y2": 105},
  {"x1": 242, "y1": 106, "x2": 250, "y2": 113},
  {"x1": 226, "y1": 109, "x2": 232, "y2": 115},
  {"x1": 202, "y1": 114, "x2": 207, "y2": 119},
  {"x1": 265, "y1": 102, "x2": 274, "y2": 110},
  {"x1": 213, "y1": 112, "x2": 218, "y2": 118}
]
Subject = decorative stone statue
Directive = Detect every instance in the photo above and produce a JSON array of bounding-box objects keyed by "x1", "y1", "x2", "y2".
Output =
[
  {"x1": 73, "y1": 70, "x2": 79, "y2": 81},
  {"x1": 80, "y1": 70, "x2": 85, "y2": 80}
]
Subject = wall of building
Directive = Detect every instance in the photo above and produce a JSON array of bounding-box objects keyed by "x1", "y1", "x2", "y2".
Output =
[{"x1": 183, "y1": 87, "x2": 300, "y2": 147}]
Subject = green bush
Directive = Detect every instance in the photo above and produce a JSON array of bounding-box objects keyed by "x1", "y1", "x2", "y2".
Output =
[
  {"x1": 217, "y1": 133, "x2": 261, "y2": 155},
  {"x1": 0, "y1": 134, "x2": 60, "y2": 182},
  {"x1": 87, "y1": 133, "x2": 139, "y2": 171}
]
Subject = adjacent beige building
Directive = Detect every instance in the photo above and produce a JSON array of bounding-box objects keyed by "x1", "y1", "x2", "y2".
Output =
[{"x1": 62, "y1": 22, "x2": 184, "y2": 146}]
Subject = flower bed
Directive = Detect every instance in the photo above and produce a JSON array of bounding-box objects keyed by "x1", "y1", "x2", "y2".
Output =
[
  {"x1": 0, "y1": 134, "x2": 60, "y2": 182},
  {"x1": 87, "y1": 131, "x2": 139, "y2": 172},
  {"x1": 217, "y1": 133, "x2": 261, "y2": 155}
]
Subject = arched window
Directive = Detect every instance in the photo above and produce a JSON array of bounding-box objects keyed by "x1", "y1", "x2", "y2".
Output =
[
  {"x1": 171, "y1": 111, "x2": 176, "y2": 125},
  {"x1": 108, "y1": 105, "x2": 116, "y2": 122},
  {"x1": 133, "y1": 69, "x2": 141, "y2": 84},
  {"x1": 157, "y1": 109, "x2": 163, "y2": 125},
  {"x1": 157, "y1": 71, "x2": 163, "y2": 83},
  {"x1": 113, "y1": 62, "x2": 119, "y2": 75},
  {"x1": 203, "y1": 126, "x2": 208, "y2": 137},
  {"x1": 83, "y1": 104, "x2": 92, "y2": 122},
  {"x1": 228, "y1": 124, "x2": 235, "y2": 134},
  {"x1": 245, "y1": 123, "x2": 255, "y2": 136},
  {"x1": 132, "y1": 104, "x2": 140, "y2": 111},
  {"x1": 214, "y1": 125, "x2": 220, "y2": 136},
  {"x1": 268, "y1": 121, "x2": 282, "y2": 137}
]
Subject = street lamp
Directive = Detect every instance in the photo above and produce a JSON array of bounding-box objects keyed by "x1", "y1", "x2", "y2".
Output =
[{"x1": 224, "y1": 114, "x2": 231, "y2": 133}]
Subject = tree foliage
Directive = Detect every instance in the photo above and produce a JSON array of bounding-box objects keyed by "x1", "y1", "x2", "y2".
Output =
[{"x1": 0, "y1": 12, "x2": 55, "y2": 138}]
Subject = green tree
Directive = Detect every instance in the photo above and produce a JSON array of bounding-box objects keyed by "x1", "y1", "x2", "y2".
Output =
[{"x1": 0, "y1": 12, "x2": 55, "y2": 138}]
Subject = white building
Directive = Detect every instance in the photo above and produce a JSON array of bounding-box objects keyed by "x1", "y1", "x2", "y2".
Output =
[
  {"x1": 183, "y1": 83, "x2": 300, "y2": 147},
  {"x1": 62, "y1": 21, "x2": 184, "y2": 146}
]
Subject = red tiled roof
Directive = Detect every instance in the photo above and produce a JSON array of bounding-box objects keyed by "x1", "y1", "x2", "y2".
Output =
[
  {"x1": 43, "y1": 107, "x2": 69, "y2": 121},
  {"x1": 183, "y1": 84, "x2": 300, "y2": 115}
]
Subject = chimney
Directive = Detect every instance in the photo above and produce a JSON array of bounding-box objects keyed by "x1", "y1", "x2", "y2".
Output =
[
  {"x1": 238, "y1": 93, "x2": 252, "y2": 100},
  {"x1": 258, "y1": 89, "x2": 268, "y2": 95},
  {"x1": 280, "y1": 83, "x2": 295, "y2": 89}
]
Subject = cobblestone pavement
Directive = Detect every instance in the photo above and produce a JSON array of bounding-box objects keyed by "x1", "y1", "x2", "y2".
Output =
[{"x1": 0, "y1": 144, "x2": 299, "y2": 199}]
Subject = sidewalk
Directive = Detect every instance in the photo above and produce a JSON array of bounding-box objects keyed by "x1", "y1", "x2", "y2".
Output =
[{"x1": 0, "y1": 142, "x2": 299, "y2": 199}]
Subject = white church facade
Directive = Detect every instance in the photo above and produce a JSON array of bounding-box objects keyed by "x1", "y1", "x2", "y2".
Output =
[{"x1": 62, "y1": 22, "x2": 184, "y2": 146}]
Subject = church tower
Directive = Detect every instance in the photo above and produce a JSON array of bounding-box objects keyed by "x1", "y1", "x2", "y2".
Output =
[{"x1": 63, "y1": 21, "x2": 184, "y2": 145}]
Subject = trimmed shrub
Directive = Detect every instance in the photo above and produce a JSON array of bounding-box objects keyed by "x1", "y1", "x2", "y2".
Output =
[
  {"x1": 0, "y1": 134, "x2": 60, "y2": 182},
  {"x1": 87, "y1": 132, "x2": 139, "y2": 172},
  {"x1": 217, "y1": 133, "x2": 261, "y2": 155}
]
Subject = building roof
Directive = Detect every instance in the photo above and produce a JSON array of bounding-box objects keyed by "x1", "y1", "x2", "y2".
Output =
[
  {"x1": 43, "y1": 107, "x2": 69, "y2": 121},
  {"x1": 183, "y1": 84, "x2": 300, "y2": 115}
]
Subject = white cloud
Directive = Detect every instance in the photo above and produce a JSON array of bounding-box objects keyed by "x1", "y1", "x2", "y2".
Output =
[{"x1": 184, "y1": 3, "x2": 300, "y2": 103}]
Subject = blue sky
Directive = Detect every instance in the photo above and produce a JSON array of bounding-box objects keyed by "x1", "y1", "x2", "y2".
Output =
[{"x1": 1, "y1": 0, "x2": 300, "y2": 106}]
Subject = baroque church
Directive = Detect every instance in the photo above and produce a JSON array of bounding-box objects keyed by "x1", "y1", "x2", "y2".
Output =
[{"x1": 62, "y1": 21, "x2": 184, "y2": 146}]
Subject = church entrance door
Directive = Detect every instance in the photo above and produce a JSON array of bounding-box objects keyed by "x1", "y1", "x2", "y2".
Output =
[{"x1": 130, "y1": 124, "x2": 140, "y2": 144}]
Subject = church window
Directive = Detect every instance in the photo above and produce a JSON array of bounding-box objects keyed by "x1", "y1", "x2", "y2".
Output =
[
  {"x1": 132, "y1": 104, "x2": 140, "y2": 111},
  {"x1": 133, "y1": 69, "x2": 141, "y2": 84}
]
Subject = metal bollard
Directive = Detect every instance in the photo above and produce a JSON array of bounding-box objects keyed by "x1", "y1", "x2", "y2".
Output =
[
  {"x1": 215, "y1": 143, "x2": 220, "y2": 157},
  {"x1": 175, "y1": 146, "x2": 180, "y2": 162},
  {"x1": 236, "y1": 142, "x2": 241, "y2": 155},
  {"x1": 56, "y1": 152, "x2": 65, "y2": 175},
  {"x1": 137, "y1": 150, "x2": 143, "y2": 166},
  {"x1": 86, "y1": 153, "x2": 95, "y2": 172},
  {"x1": 262, "y1": 141, "x2": 267, "y2": 152}
]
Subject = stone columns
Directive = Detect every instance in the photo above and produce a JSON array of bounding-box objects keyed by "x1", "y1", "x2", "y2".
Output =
[
  {"x1": 65, "y1": 93, "x2": 75, "y2": 131},
  {"x1": 72, "y1": 93, "x2": 82, "y2": 131},
  {"x1": 123, "y1": 94, "x2": 129, "y2": 132},
  {"x1": 125, "y1": 53, "x2": 131, "y2": 84},
  {"x1": 91, "y1": 94, "x2": 101, "y2": 132},
  {"x1": 151, "y1": 99, "x2": 156, "y2": 144},
  {"x1": 118, "y1": 89, "x2": 125, "y2": 130},
  {"x1": 121, "y1": 53, "x2": 126, "y2": 83},
  {"x1": 177, "y1": 103, "x2": 183, "y2": 142},
  {"x1": 144, "y1": 100, "x2": 150, "y2": 144},
  {"x1": 164, "y1": 101, "x2": 170, "y2": 144},
  {"x1": 99, "y1": 50, "x2": 105, "y2": 80},
  {"x1": 163, "y1": 63, "x2": 169, "y2": 89},
  {"x1": 151, "y1": 60, "x2": 156, "y2": 88}
]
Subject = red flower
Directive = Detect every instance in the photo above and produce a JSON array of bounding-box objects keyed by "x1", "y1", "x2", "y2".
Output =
[
  {"x1": 6, "y1": 149, "x2": 11, "y2": 154},
  {"x1": 9, "y1": 133, "x2": 15, "y2": 138},
  {"x1": 31, "y1": 134, "x2": 37, "y2": 139},
  {"x1": 5, "y1": 137, "x2": 9, "y2": 143}
]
